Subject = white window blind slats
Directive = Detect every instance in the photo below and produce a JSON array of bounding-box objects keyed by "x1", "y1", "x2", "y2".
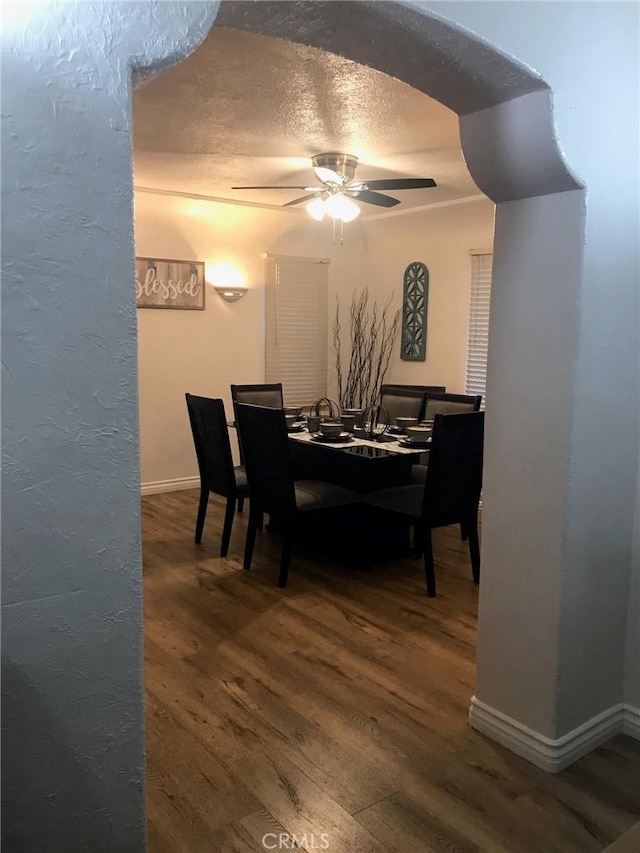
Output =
[
  {"x1": 465, "y1": 253, "x2": 493, "y2": 407},
  {"x1": 265, "y1": 256, "x2": 329, "y2": 407}
]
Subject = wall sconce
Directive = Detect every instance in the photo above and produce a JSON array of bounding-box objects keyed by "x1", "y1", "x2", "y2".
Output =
[
  {"x1": 214, "y1": 286, "x2": 247, "y2": 303},
  {"x1": 209, "y1": 262, "x2": 248, "y2": 304}
]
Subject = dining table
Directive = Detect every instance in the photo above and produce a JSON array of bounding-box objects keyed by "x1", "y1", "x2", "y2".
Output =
[
  {"x1": 230, "y1": 416, "x2": 430, "y2": 565},
  {"x1": 287, "y1": 425, "x2": 429, "y2": 565},
  {"x1": 288, "y1": 426, "x2": 428, "y2": 493}
]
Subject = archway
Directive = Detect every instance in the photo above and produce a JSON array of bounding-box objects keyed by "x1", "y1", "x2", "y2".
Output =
[{"x1": 212, "y1": 0, "x2": 588, "y2": 769}]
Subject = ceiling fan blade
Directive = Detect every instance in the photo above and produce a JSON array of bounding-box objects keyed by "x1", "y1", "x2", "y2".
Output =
[
  {"x1": 231, "y1": 185, "x2": 315, "y2": 190},
  {"x1": 350, "y1": 178, "x2": 437, "y2": 191},
  {"x1": 282, "y1": 193, "x2": 321, "y2": 208},
  {"x1": 349, "y1": 190, "x2": 400, "y2": 208}
]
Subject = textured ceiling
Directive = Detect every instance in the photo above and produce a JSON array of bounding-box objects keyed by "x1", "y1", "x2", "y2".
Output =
[{"x1": 132, "y1": 26, "x2": 482, "y2": 213}]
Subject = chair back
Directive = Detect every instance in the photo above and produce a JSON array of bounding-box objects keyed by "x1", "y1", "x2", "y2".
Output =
[
  {"x1": 185, "y1": 394, "x2": 236, "y2": 496},
  {"x1": 423, "y1": 391, "x2": 481, "y2": 419},
  {"x1": 423, "y1": 411, "x2": 484, "y2": 527},
  {"x1": 235, "y1": 403, "x2": 297, "y2": 517},
  {"x1": 231, "y1": 383, "x2": 284, "y2": 411},
  {"x1": 379, "y1": 384, "x2": 446, "y2": 422}
]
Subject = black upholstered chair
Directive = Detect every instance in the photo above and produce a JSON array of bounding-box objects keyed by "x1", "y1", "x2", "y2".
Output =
[
  {"x1": 185, "y1": 394, "x2": 249, "y2": 556},
  {"x1": 379, "y1": 384, "x2": 446, "y2": 423},
  {"x1": 235, "y1": 403, "x2": 359, "y2": 588},
  {"x1": 230, "y1": 383, "x2": 284, "y2": 465},
  {"x1": 423, "y1": 390, "x2": 481, "y2": 419},
  {"x1": 412, "y1": 391, "x2": 482, "y2": 485},
  {"x1": 363, "y1": 411, "x2": 484, "y2": 596},
  {"x1": 231, "y1": 382, "x2": 284, "y2": 465},
  {"x1": 230, "y1": 383, "x2": 284, "y2": 410}
]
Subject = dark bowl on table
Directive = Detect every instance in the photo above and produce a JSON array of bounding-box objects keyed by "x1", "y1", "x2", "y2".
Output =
[
  {"x1": 395, "y1": 416, "x2": 418, "y2": 432},
  {"x1": 319, "y1": 420, "x2": 344, "y2": 437},
  {"x1": 405, "y1": 424, "x2": 433, "y2": 443},
  {"x1": 284, "y1": 406, "x2": 303, "y2": 419}
]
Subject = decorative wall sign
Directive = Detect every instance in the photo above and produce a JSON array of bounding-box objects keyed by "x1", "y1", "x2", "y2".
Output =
[
  {"x1": 400, "y1": 261, "x2": 428, "y2": 361},
  {"x1": 135, "y1": 257, "x2": 205, "y2": 310}
]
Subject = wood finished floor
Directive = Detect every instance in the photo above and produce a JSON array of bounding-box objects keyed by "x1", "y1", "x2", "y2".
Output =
[{"x1": 143, "y1": 490, "x2": 640, "y2": 853}]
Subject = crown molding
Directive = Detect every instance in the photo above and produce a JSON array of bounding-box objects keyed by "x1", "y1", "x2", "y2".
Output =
[
  {"x1": 134, "y1": 185, "x2": 301, "y2": 213},
  {"x1": 134, "y1": 185, "x2": 489, "y2": 219},
  {"x1": 361, "y1": 193, "x2": 489, "y2": 221}
]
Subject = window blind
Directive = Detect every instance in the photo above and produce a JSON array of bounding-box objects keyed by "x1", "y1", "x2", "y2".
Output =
[
  {"x1": 465, "y1": 253, "x2": 493, "y2": 407},
  {"x1": 265, "y1": 255, "x2": 329, "y2": 407}
]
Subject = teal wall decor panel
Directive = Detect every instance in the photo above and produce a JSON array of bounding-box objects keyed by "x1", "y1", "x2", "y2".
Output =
[{"x1": 401, "y1": 261, "x2": 429, "y2": 361}]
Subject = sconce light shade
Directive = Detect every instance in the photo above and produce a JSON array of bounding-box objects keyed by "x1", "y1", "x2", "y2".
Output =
[{"x1": 214, "y1": 286, "x2": 247, "y2": 303}]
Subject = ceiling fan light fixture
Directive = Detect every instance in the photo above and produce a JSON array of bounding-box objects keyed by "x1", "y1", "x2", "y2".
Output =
[
  {"x1": 306, "y1": 196, "x2": 327, "y2": 221},
  {"x1": 313, "y1": 166, "x2": 344, "y2": 185},
  {"x1": 312, "y1": 152, "x2": 358, "y2": 186},
  {"x1": 325, "y1": 193, "x2": 360, "y2": 222}
]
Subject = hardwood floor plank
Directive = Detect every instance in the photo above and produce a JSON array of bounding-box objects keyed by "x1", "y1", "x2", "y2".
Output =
[
  {"x1": 354, "y1": 791, "x2": 487, "y2": 853},
  {"x1": 143, "y1": 490, "x2": 640, "y2": 852},
  {"x1": 230, "y1": 751, "x2": 387, "y2": 853},
  {"x1": 179, "y1": 808, "x2": 305, "y2": 853},
  {"x1": 603, "y1": 819, "x2": 640, "y2": 852},
  {"x1": 236, "y1": 809, "x2": 305, "y2": 851},
  {"x1": 145, "y1": 692, "x2": 259, "y2": 841},
  {"x1": 146, "y1": 616, "x2": 401, "y2": 814}
]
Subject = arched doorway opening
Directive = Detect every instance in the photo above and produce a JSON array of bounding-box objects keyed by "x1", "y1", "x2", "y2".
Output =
[
  {"x1": 132, "y1": 0, "x2": 594, "y2": 770},
  {"x1": 202, "y1": 0, "x2": 586, "y2": 763},
  {"x1": 131, "y1": 0, "x2": 607, "y2": 783}
]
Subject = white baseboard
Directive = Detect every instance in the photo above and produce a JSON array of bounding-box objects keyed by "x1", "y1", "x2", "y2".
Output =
[
  {"x1": 141, "y1": 476, "x2": 200, "y2": 496},
  {"x1": 622, "y1": 704, "x2": 640, "y2": 740},
  {"x1": 469, "y1": 696, "x2": 626, "y2": 773}
]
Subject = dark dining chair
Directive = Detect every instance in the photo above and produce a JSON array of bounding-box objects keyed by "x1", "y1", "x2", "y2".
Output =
[
  {"x1": 231, "y1": 383, "x2": 285, "y2": 465},
  {"x1": 230, "y1": 383, "x2": 284, "y2": 411},
  {"x1": 379, "y1": 384, "x2": 446, "y2": 423},
  {"x1": 412, "y1": 391, "x2": 482, "y2": 485},
  {"x1": 230, "y1": 383, "x2": 284, "y2": 466},
  {"x1": 363, "y1": 411, "x2": 484, "y2": 596},
  {"x1": 235, "y1": 403, "x2": 359, "y2": 587},
  {"x1": 185, "y1": 394, "x2": 249, "y2": 556},
  {"x1": 423, "y1": 390, "x2": 481, "y2": 419}
]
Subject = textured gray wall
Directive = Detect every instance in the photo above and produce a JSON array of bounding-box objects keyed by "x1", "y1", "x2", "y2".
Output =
[
  {"x1": 1, "y1": 3, "x2": 217, "y2": 850},
  {"x1": 626, "y1": 485, "x2": 640, "y2": 715},
  {"x1": 436, "y1": 0, "x2": 639, "y2": 738}
]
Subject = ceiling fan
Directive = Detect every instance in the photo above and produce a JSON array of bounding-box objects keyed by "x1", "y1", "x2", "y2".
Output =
[{"x1": 231, "y1": 152, "x2": 437, "y2": 222}]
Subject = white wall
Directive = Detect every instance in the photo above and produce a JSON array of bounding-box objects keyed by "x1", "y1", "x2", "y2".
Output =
[
  {"x1": 136, "y1": 191, "x2": 493, "y2": 487},
  {"x1": 361, "y1": 198, "x2": 495, "y2": 393},
  {"x1": 135, "y1": 190, "x2": 368, "y2": 487}
]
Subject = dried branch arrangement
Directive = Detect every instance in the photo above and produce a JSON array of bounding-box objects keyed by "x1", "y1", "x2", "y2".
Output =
[{"x1": 333, "y1": 289, "x2": 400, "y2": 411}]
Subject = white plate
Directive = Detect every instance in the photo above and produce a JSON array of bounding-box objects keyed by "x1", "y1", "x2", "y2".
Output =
[{"x1": 286, "y1": 422, "x2": 306, "y2": 432}]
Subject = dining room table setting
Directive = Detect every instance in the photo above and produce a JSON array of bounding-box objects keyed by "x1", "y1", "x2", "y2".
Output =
[
  {"x1": 214, "y1": 385, "x2": 483, "y2": 587},
  {"x1": 284, "y1": 399, "x2": 431, "y2": 492}
]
